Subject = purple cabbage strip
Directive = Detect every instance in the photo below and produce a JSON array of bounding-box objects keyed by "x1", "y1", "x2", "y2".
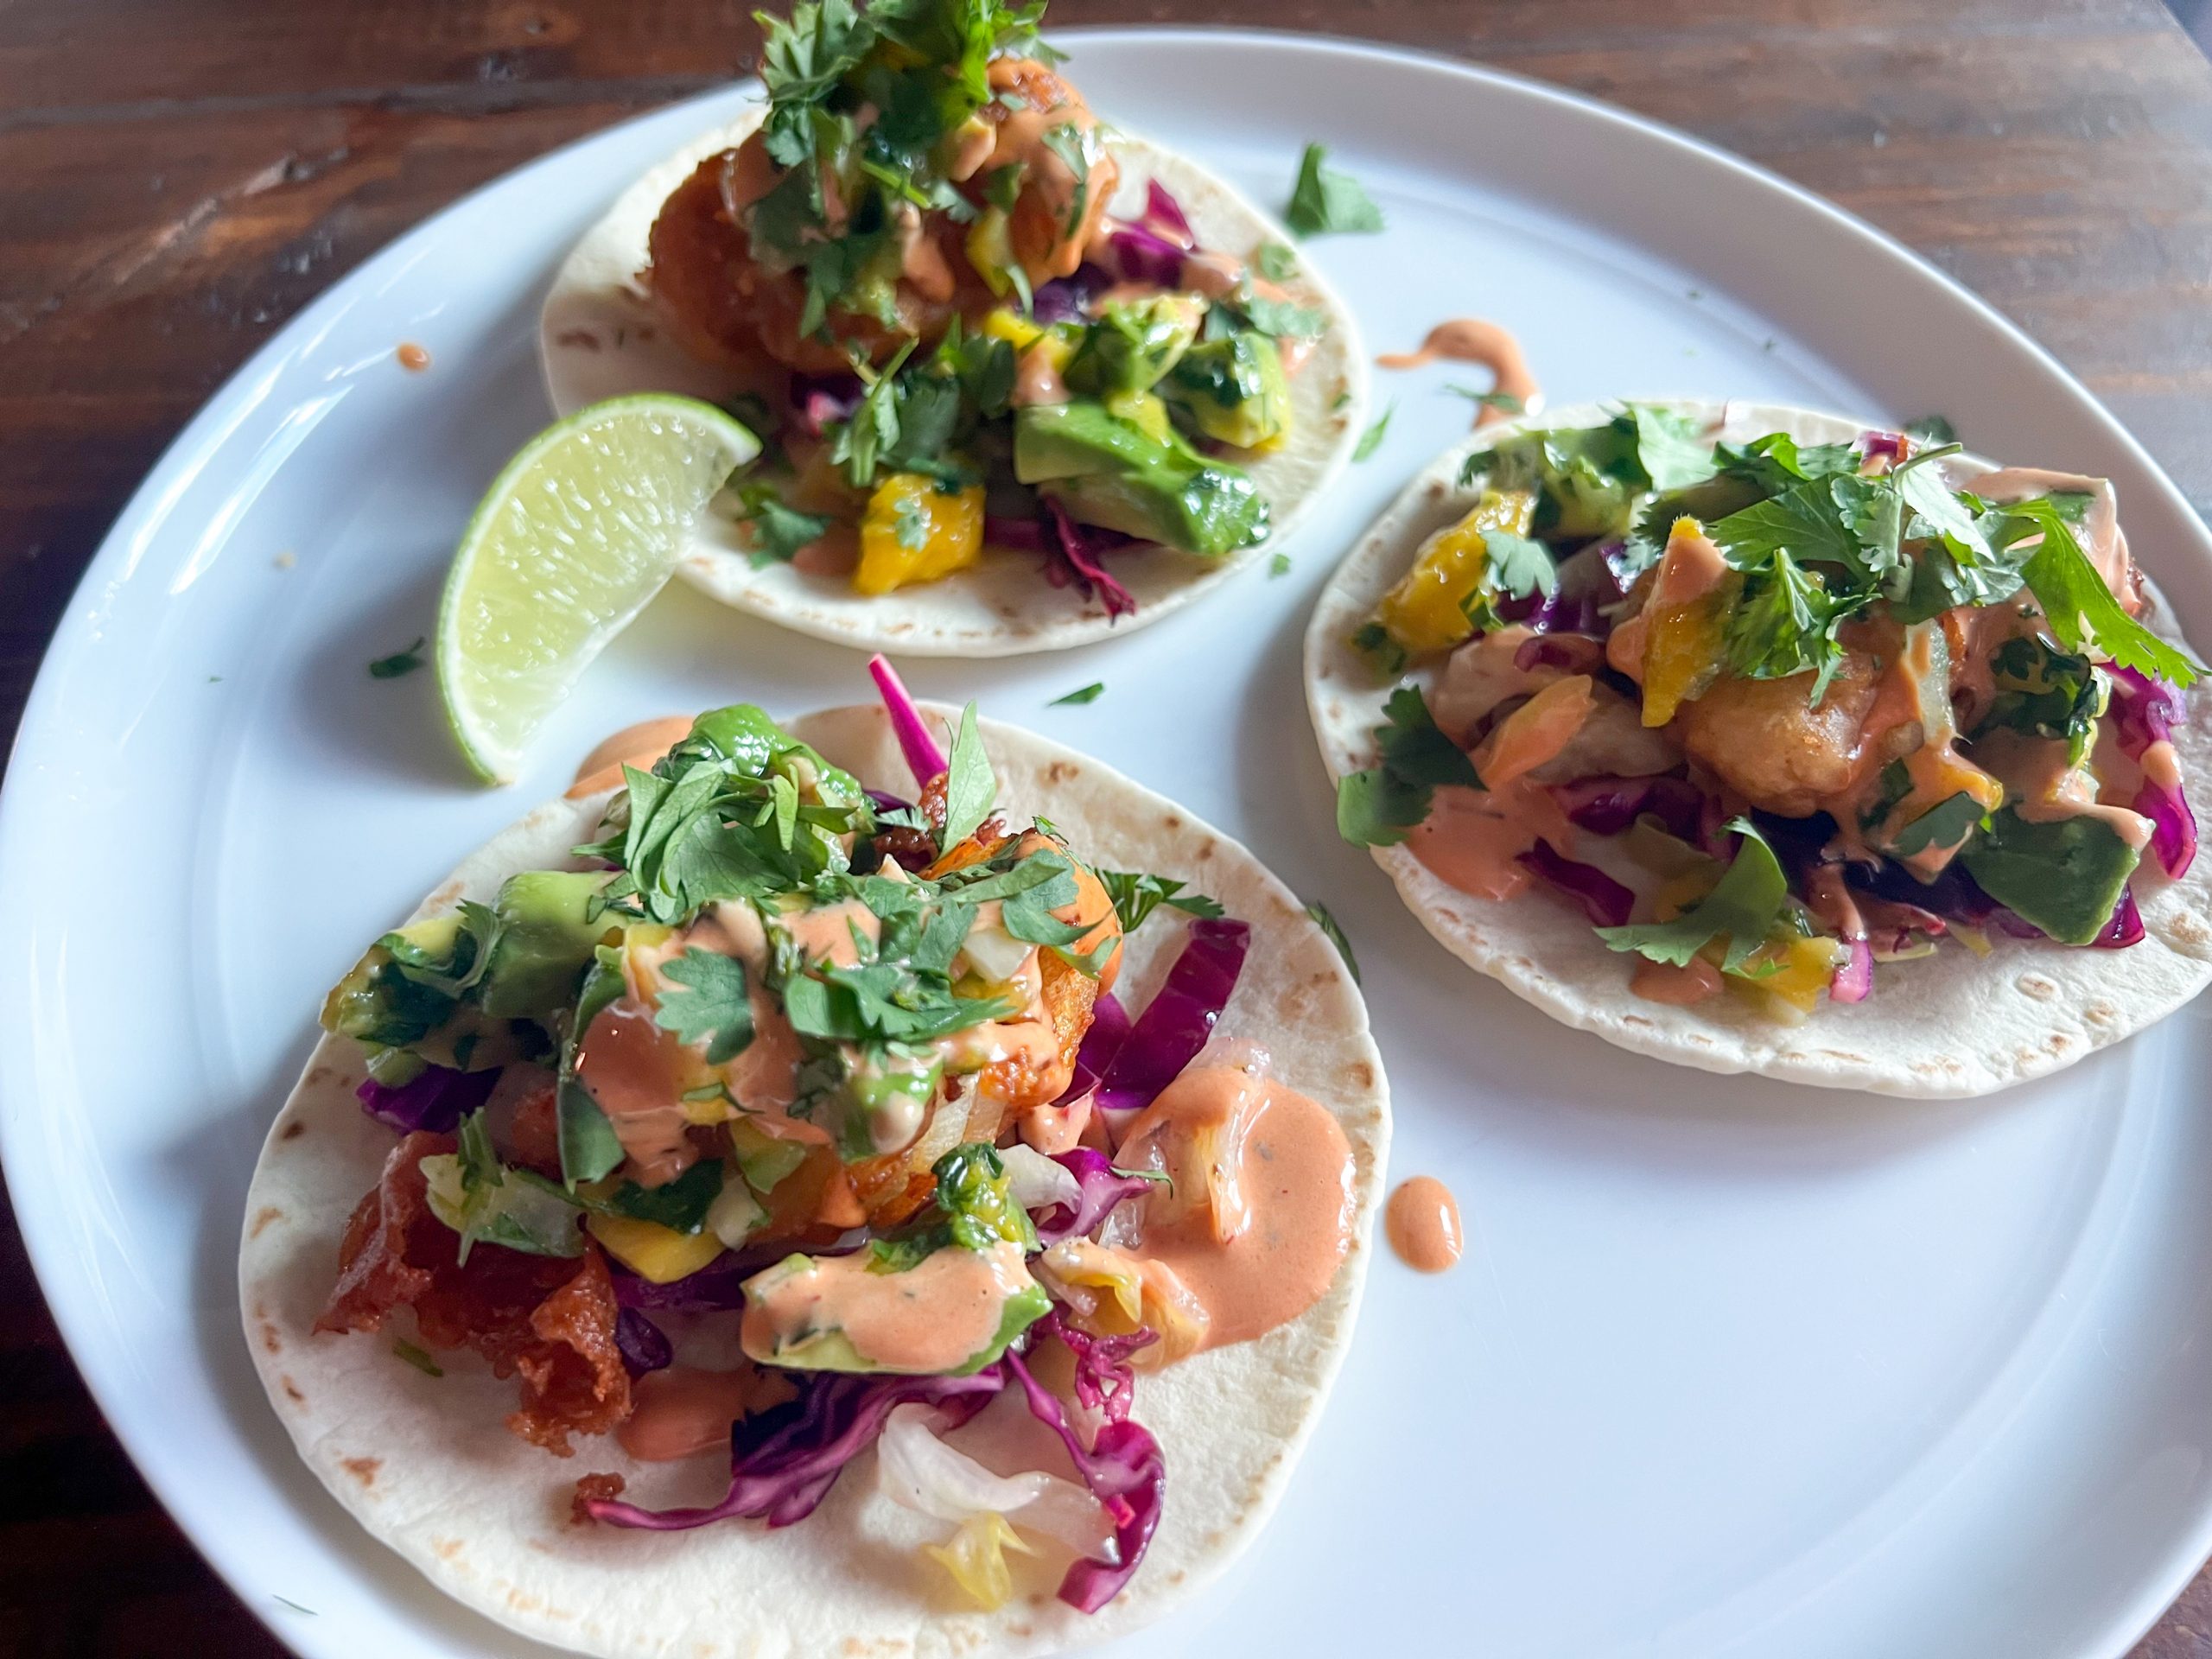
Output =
[
  {"x1": 982, "y1": 513, "x2": 1052, "y2": 554},
  {"x1": 868, "y1": 653, "x2": 947, "y2": 787},
  {"x1": 1031, "y1": 264, "x2": 1112, "y2": 326},
  {"x1": 1141, "y1": 180, "x2": 1194, "y2": 245},
  {"x1": 2094, "y1": 886, "x2": 2147, "y2": 949},
  {"x1": 2110, "y1": 667, "x2": 2197, "y2": 878},
  {"x1": 791, "y1": 372, "x2": 864, "y2": 438},
  {"x1": 1551, "y1": 774, "x2": 1706, "y2": 842},
  {"x1": 586, "y1": 1369, "x2": 1005, "y2": 1533},
  {"x1": 356, "y1": 1064, "x2": 497, "y2": 1135},
  {"x1": 1101, "y1": 221, "x2": 1185, "y2": 289},
  {"x1": 1004, "y1": 1344, "x2": 1166, "y2": 1615},
  {"x1": 1859, "y1": 429, "x2": 1908, "y2": 467},
  {"x1": 614, "y1": 1307, "x2": 673, "y2": 1377},
  {"x1": 1058, "y1": 990, "x2": 1130, "y2": 1106},
  {"x1": 1043, "y1": 497, "x2": 1139, "y2": 620},
  {"x1": 1036, "y1": 1311, "x2": 1153, "y2": 1427},
  {"x1": 865, "y1": 787, "x2": 913, "y2": 814},
  {"x1": 1829, "y1": 938, "x2": 1874, "y2": 1003},
  {"x1": 1091, "y1": 918, "x2": 1251, "y2": 1118},
  {"x1": 609, "y1": 1254, "x2": 750, "y2": 1313},
  {"x1": 1516, "y1": 838, "x2": 1634, "y2": 927},
  {"x1": 1034, "y1": 1147, "x2": 1157, "y2": 1248}
]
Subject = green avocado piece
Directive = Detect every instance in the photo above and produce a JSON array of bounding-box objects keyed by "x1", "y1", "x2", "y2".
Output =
[
  {"x1": 1046, "y1": 464, "x2": 1269, "y2": 557},
  {"x1": 479, "y1": 870, "x2": 620, "y2": 1020},
  {"x1": 739, "y1": 1250, "x2": 1049, "y2": 1376},
  {"x1": 321, "y1": 918, "x2": 463, "y2": 1048},
  {"x1": 1163, "y1": 331, "x2": 1291, "y2": 449},
  {"x1": 1960, "y1": 805, "x2": 2141, "y2": 945},
  {"x1": 1013, "y1": 398, "x2": 1173, "y2": 483},
  {"x1": 1065, "y1": 296, "x2": 1201, "y2": 398}
]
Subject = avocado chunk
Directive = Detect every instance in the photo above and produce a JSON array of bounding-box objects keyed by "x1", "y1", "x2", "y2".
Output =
[
  {"x1": 1960, "y1": 806, "x2": 2141, "y2": 945},
  {"x1": 478, "y1": 870, "x2": 620, "y2": 1019},
  {"x1": 1065, "y1": 296, "x2": 1201, "y2": 398},
  {"x1": 1163, "y1": 332, "x2": 1291, "y2": 449},
  {"x1": 321, "y1": 915, "x2": 467, "y2": 1048},
  {"x1": 1014, "y1": 401, "x2": 1270, "y2": 556},
  {"x1": 739, "y1": 1242, "x2": 1049, "y2": 1376}
]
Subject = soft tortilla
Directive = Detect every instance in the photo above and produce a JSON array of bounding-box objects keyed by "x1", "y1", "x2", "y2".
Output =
[
  {"x1": 1304, "y1": 398, "x2": 2212, "y2": 1096},
  {"x1": 239, "y1": 705, "x2": 1389, "y2": 1657},
  {"x1": 540, "y1": 108, "x2": 1369, "y2": 656}
]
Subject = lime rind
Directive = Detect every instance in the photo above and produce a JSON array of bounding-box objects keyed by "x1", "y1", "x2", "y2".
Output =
[{"x1": 436, "y1": 394, "x2": 759, "y2": 784}]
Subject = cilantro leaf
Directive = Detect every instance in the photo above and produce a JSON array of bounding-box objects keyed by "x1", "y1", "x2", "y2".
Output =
[
  {"x1": 940, "y1": 702, "x2": 997, "y2": 849},
  {"x1": 1255, "y1": 242, "x2": 1298, "y2": 281},
  {"x1": 391, "y1": 1339, "x2": 443, "y2": 1377},
  {"x1": 603, "y1": 1158, "x2": 726, "y2": 1235},
  {"x1": 368, "y1": 637, "x2": 427, "y2": 679},
  {"x1": 1039, "y1": 123, "x2": 1092, "y2": 238},
  {"x1": 1596, "y1": 817, "x2": 1788, "y2": 973},
  {"x1": 1353, "y1": 403, "x2": 1393, "y2": 463},
  {"x1": 1724, "y1": 549, "x2": 1852, "y2": 701},
  {"x1": 1286, "y1": 142, "x2": 1384, "y2": 236},
  {"x1": 1460, "y1": 529, "x2": 1557, "y2": 632},
  {"x1": 1269, "y1": 551, "x2": 1292, "y2": 577},
  {"x1": 1711, "y1": 480, "x2": 1872, "y2": 579},
  {"x1": 427, "y1": 1111, "x2": 586, "y2": 1263},
  {"x1": 1336, "y1": 686, "x2": 1483, "y2": 848},
  {"x1": 653, "y1": 947, "x2": 755, "y2": 1064},
  {"x1": 1999, "y1": 495, "x2": 2201, "y2": 687},
  {"x1": 1446, "y1": 385, "x2": 1524, "y2": 418},
  {"x1": 1629, "y1": 404, "x2": 1719, "y2": 493},
  {"x1": 1097, "y1": 869, "x2": 1226, "y2": 935},
  {"x1": 1904, "y1": 414, "x2": 1959, "y2": 447},
  {"x1": 734, "y1": 482, "x2": 833, "y2": 568},
  {"x1": 1304, "y1": 899, "x2": 1361, "y2": 983},
  {"x1": 1050, "y1": 682, "x2": 1104, "y2": 706},
  {"x1": 829, "y1": 339, "x2": 916, "y2": 489}
]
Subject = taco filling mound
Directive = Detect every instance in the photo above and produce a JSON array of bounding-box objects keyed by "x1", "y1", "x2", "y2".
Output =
[
  {"x1": 1308, "y1": 400, "x2": 2212, "y2": 1095},
  {"x1": 540, "y1": 0, "x2": 1363, "y2": 647},
  {"x1": 242, "y1": 666, "x2": 1382, "y2": 1657}
]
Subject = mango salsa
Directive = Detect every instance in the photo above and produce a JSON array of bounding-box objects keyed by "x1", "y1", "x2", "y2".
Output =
[
  {"x1": 1368, "y1": 487, "x2": 1536, "y2": 658},
  {"x1": 587, "y1": 1211, "x2": 726, "y2": 1283},
  {"x1": 1637, "y1": 518, "x2": 1738, "y2": 726},
  {"x1": 855, "y1": 474, "x2": 985, "y2": 595},
  {"x1": 1727, "y1": 932, "x2": 1852, "y2": 1014}
]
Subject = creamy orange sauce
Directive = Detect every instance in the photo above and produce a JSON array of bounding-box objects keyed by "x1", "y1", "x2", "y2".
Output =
[
  {"x1": 1409, "y1": 780, "x2": 1575, "y2": 902},
  {"x1": 1012, "y1": 340, "x2": 1071, "y2": 407},
  {"x1": 1384, "y1": 1177, "x2": 1462, "y2": 1274},
  {"x1": 741, "y1": 1239, "x2": 1032, "y2": 1373},
  {"x1": 574, "y1": 1001, "x2": 697, "y2": 1185},
  {"x1": 1472, "y1": 675, "x2": 1594, "y2": 786},
  {"x1": 1969, "y1": 468, "x2": 2133, "y2": 604},
  {"x1": 774, "y1": 898, "x2": 880, "y2": 969},
  {"x1": 618, "y1": 1366, "x2": 755, "y2": 1463},
  {"x1": 1631, "y1": 957, "x2": 1724, "y2": 1006},
  {"x1": 792, "y1": 522, "x2": 860, "y2": 579},
  {"x1": 396, "y1": 341, "x2": 431, "y2": 372},
  {"x1": 568, "y1": 715, "x2": 695, "y2": 798},
  {"x1": 1377, "y1": 319, "x2": 1538, "y2": 426},
  {"x1": 1118, "y1": 1066, "x2": 1354, "y2": 1352},
  {"x1": 1020, "y1": 1091, "x2": 1091, "y2": 1155}
]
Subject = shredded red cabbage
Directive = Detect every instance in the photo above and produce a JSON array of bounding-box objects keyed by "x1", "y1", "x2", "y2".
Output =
[
  {"x1": 865, "y1": 787, "x2": 912, "y2": 814},
  {"x1": 1035, "y1": 1147, "x2": 1156, "y2": 1248},
  {"x1": 609, "y1": 1255, "x2": 751, "y2": 1313},
  {"x1": 614, "y1": 1307, "x2": 673, "y2": 1376},
  {"x1": 1141, "y1": 180, "x2": 1194, "y2": 246},
  {"x1": 1043, "y1": 497, "x2": 1138, "y2": 620},
  {"x1": 1829, "y1": 938, "x2": 1873, "y2": 1003},
  {"x1": 2095, "y1": 885, "x2": 2146, "y2": 948},
  {"x1": 1031, "y1": 264, "x2": 1112, "y2": 326},
  {"x1": 1101, "y1": 220, "x2": 1185, "y2": 288},
  {"x1": 1859, "y1": 429, "x2": 1908, "y2": 467},
  {"x1": 982, "y1": 513, "x2": 1051, "y2": 553},
  {"x1": 1038, "y1": 1310, "x2": 1151, "y2": 1426},
  {"x1": 1004, "y1": 1342, "x2": 1165, "y2": 1614},
  {"x1": 356, "y1": 1065, "x2": 497, "y2": 1135},
  {"x1": 1551, "y1": 774, "x2": 1705, "y2": 842},
  {"x1": 791, "y1": 373, "x2": 864, "y2": 438},
  {"x1": 586, "y1": 1369, "x2": 1004, "y2": 1532},
  {"x1": 2110, "y1": 668, "x2": 2196, "y2": 877},
  {"x1": 1058, "y1": 990, "x2": 1129, "y2": 1105},
  {"x1": 1499, "y1": 542, "x2": 1626, "y2": 635},
  {"x1": 1516, "y1": 838, "x2": 1634, "y2": 927},
  {"x1": 1092, "y1": 918, "x2": 1250, "y2": 1117},
  {"x1": 868, "y1": 653, "x2": 947, "y2": 787}
]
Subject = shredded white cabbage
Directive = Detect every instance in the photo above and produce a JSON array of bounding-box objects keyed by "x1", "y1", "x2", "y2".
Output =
[
  {"x1": 876, "y1": 1404, "x2": 1116, "y2": 1560},
  {"x1": 998, "y1": 1142, "x2": 1082, "y2": 1217}
]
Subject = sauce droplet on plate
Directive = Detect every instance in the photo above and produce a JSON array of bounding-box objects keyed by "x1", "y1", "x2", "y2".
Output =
[
  {"x1": 1376, "y1": 318, "x2": 1538, "y2": 427},
  {"x1": 396, "y1": 341, "x2": 432, "y2": 372},
  {"x1": 1385, "y1": 1175, "x2": 1463, "y2": 1273}
]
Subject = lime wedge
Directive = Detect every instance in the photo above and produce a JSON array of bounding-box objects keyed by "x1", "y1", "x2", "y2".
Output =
[{"x1": 436, "y1": 393, "x2": 759, "y2": 784}]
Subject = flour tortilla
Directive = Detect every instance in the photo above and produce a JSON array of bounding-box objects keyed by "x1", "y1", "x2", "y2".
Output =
[
  {"x1": 240, "y1": 705, "x2": 1389, "y2": 1657},
  {"x1": 539, "y1": 107, "x2": 1369, "y2": 656},
  {"x1": 1304, "y1": 397, "x2": 2212, "y2": 1096}
]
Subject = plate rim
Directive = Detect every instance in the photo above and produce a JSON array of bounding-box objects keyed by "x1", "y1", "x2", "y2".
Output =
[{"x1": 3, "y1": 26, "x2": 2205, "y2": 1659}]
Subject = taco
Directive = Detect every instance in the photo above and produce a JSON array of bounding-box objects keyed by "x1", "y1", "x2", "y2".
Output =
[
  {"x1": 1306, "y1": 398, "x2": 2212, "y2": 1096},
  {"x1": 539, "y1": 0, "x2": 1366, "y2": 655},
  {"x1": 239, "y1": 664, "x2": 1385, "y2": 1657}
]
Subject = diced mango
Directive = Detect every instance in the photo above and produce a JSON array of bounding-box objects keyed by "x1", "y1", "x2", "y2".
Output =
[
  {"x1": 586, "y1": 1211, "x2": 725, "y2": 1283},
  {"x1": 1638, "y1": 519, "x2": 1738, "y2": 726},
  {"x1": 980, "y1": 304, "x2": 1045, "y2": 352},
  {"x1": 855, "y1": 474, "x2": 986, "y2": 595},
  {"x1": 967, "y1": 212, "x2": 1020, "y2": 299},
  {"x1": 1368, "y1": 488, "x2": 1537, "y2": 658},
  {"x1": 1474, "y1": 675, "x2": 1594, "y2": 787},
  {"x1": 1727, "y1": 933, "x2": 1852, "y2": 1014}
]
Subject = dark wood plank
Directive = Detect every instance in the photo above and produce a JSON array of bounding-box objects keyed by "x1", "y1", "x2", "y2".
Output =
[{"x1": 2, "y1": 3, "x2": 2209, "y2": 1655}]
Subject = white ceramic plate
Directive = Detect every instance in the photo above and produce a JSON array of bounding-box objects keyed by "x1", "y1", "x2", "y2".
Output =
[{"x1": 7, "y1": 30, "x2": 2211, "y2": 1659}]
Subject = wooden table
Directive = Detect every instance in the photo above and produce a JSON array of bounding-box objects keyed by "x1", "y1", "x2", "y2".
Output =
[{"x1": 4, "y1": 1, "x2": 2212, "y2": 1651}]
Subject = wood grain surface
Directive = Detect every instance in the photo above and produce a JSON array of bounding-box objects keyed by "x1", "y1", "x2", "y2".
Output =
[{"x1": 4, "y1": 2, "x2": 2212, "y2": 1654}]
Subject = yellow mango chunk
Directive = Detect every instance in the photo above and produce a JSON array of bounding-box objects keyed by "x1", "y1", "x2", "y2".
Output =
[
  {"x1": 980, "y1": 305, "x2": 1046, "y2": 352},
  {"x1": 1728, "y1": 933, "x2": 1851, "y2": 1014},
  {"x1": 1368, "y1": 487, "x2": 1536, "y2": 658},
  {"x1": 855, "y1": 474, "x2": 986, "y2": 596},
  {"x1": 587, "y1": 1211, "x2": 725, "y2": 1283}
]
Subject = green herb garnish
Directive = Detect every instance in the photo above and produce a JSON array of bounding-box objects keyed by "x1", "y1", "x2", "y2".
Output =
[{"x1": 1287, "y1": 142, "x2": 1384, "y2": 236}]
